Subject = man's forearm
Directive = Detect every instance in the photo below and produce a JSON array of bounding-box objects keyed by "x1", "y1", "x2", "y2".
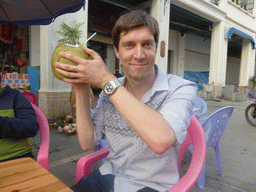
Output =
[
  {"x1": 75, "y1": 85, "x2": 95, "y2": 151},
  {"x1": 108, "y1": 86, "x2": 176, "y2": 155}
]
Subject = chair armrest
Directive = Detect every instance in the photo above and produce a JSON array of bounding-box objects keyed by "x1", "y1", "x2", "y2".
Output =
[
  {"x1": 169, "y1": 159, "x2": 204, "y2": 192},
  {"x1": 37, "y1": 141, "x2": 49, "y2": 170},
  {"x1": 37, "y1": 125, "x2": 50, "y2": 170},
  {"x1": 76, "y1": 146, "x2": 110, "y2": 183}
]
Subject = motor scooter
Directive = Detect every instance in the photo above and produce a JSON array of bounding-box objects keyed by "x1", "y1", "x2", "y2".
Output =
[{"x1": 245, "y1": 92, "x2": 256, "y2": 126}]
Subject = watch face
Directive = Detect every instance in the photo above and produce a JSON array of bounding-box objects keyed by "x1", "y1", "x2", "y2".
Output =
[
  {"x1": 105, "y1": 82, "x2": 114, "y2": 94},
  {"x1": 104, "y1": 80, "x2": 122, "y2": 95}
]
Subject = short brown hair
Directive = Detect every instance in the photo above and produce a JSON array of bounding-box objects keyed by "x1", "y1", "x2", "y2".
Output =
[{"x1": 112, "y1": 10, "x2": 159, "y2": 50}]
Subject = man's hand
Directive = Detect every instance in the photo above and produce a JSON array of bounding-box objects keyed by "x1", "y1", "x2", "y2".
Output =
[{"x1": 54, "y1": 47, "x2": 117, "y2": 89}]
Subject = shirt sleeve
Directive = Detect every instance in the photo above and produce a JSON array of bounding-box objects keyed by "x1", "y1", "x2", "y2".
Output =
[
  {"x1": 92, "y1": 91, "x2": 106, "y2": 146},
  {"x1": 158, "y1": 80, "x2": 197, "y2": 144},
  {"x1": 0, "y1": 91, "x2": 39, "y2": 139}
]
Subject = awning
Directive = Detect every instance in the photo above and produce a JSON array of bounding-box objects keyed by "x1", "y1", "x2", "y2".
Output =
[
  {"x1": 0, "y1": 0, "x2": 85, "y2": 25},
  {"x1": 225, "y1": 27, "x2": 255, "y2": 49}
]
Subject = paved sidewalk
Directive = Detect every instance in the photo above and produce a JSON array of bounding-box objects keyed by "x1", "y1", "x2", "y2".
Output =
[{"x1": 32, "y1": 99, "x2": 256, "y2": 191}]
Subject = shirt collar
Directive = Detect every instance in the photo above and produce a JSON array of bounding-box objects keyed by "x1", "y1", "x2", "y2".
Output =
[{"x1": 119, "y1": 65, "x2": 169, "y2": 103}]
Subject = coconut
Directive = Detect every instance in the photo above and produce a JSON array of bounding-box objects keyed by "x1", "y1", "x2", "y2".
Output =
[
  {"x1": 65, "y1": 115, "x2": 74, "y2": 123},
  {"x1": 51, "y1": 43, "x2": 93, "y2": 81}
]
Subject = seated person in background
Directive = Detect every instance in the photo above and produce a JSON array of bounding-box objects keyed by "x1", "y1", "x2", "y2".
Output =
[
  {"x1": 55, "y1": 10, "x2": 197, "y2": 192},
  {"x1": 0, "y1": 75, "x2": 39, "y2": 162}
]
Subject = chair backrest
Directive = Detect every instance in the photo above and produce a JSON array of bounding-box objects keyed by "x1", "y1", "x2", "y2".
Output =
[
  {"x1": 171, "y1": 115, "x2": 206, "y2": 192},
  {"x1": 31, "y1": 103, "x2": 50, "y2": 170},
  {"x1": 193, "y1": 97, "x2": 207, "y2": 120},
  {"x1": 22, "y1": 92, "x2": 37, "y2": 105},
  {"x1": 75, "y1": 115, "x2": 206, "y2": 192},
  {"x1": 201, "y1": 106, "x2": 234, "y2": 148}
]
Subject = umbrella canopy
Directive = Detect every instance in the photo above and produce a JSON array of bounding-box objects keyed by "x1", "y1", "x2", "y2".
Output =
[{"x1": 0, "y1": 0, "x2": 85, "y2": 25}]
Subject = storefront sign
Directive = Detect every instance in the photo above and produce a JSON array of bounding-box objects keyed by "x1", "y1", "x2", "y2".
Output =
[{"x1": 1, "y1": 73, "x2": 30, "y2": 89}]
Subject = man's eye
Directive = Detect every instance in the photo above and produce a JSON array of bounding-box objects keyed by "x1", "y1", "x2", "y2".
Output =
[{"x1": 145, "y1": 43, "x2": 152, "y2": 47}]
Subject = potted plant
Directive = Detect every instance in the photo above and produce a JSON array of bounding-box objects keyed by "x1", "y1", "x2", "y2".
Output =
[
  {"x1": 249, "y1": 75, "x2": 256, "y2": 90},
  {"x1": 51, "y1": 21, "x2": 93, "y2": 81}
]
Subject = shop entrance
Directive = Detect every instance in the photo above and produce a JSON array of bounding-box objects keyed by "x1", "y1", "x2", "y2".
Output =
[{"x1": 0, "y1": 23, "x2": 29, "y2": 74}]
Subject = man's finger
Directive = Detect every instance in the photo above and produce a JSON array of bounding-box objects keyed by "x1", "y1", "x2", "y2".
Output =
[
  {"x1": 55, "y1": 68, "x2": 78, "y2": 79},
  {"x1": 83, "y1": 46, "x2": 101, "y2": 60},
  {"x1": 59, "y1": 51, "x2": 86, "y2": 64}
]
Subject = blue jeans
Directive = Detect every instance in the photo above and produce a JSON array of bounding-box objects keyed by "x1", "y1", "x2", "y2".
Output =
[{"x1": 71, "y1": 169, "x2": 158, "y2": 192}]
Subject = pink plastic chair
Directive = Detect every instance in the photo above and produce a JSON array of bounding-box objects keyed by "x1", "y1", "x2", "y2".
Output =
[
  {"x1": 75, "y1": 115, "x2": 206, "y2": 192},
  {"x1": 31, "y1": 103, "x2": 50, "y2": 170},
  {"x1": 22, "y1": 92, "x2": 37, "y2": 105}
]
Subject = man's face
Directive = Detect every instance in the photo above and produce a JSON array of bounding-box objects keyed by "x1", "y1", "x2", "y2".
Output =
[{"x1": 114, "y1": 26, "x2": 157, "y2": 81}]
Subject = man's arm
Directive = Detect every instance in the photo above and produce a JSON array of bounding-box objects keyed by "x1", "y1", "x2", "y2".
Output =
[
  {"x1": 0, "y1": 92, "x2": 39, "y2": 139},
  {"x1": 107, "y1": 86, "x2": 176, "y2": 154},
  {"x1": 74, "y1": 84, "x2": 95, "y2": 151}
]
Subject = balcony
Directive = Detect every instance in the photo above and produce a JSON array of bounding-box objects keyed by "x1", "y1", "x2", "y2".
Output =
[{"x1": 230, "y1": 0, "x2": 254, "y2": 13}]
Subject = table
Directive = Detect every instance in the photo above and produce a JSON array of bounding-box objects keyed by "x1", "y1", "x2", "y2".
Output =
[{"x1": 0, "y1": 157, "x2": 73, "y2": 192}]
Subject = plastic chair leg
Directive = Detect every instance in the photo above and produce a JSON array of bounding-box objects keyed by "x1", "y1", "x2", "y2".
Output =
[
  {"x1": 197, "y1": 160, "x2": 206, "y2": 189},
  {"x1": 214, "y1": 145, "x2": 224, "y2": 177}
]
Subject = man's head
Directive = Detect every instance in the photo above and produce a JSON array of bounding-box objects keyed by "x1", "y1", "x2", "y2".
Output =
[{"x1": 112, "y1": 10, "x2": 159, "y2": 51}]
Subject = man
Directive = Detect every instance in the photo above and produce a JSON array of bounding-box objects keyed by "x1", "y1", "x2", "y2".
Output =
[
  {"x1": 0, "y1": 75, "x2": 39, "y2": 162},
  {"x1": 55, "y1": 10, "x2": 197, "y2": 192}
]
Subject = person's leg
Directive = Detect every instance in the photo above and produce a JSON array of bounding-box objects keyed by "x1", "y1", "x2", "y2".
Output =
[
  {"x1": 71, "y1": 169, "x2": 115, "y2": 192},
  {"x1": 137, "y1": 187, "x2": 159, "y2": 192}
]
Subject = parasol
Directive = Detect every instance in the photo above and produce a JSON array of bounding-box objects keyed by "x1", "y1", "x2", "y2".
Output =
[{"x1": 0, "y1": 0, "x2": 85, "y2": 25}]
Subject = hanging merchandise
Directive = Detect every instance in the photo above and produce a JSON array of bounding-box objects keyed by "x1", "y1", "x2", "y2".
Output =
[
  {"x1": 15, "y1": 54, "x2": 26, "y2": 67},
  {"x1": 0, "y1": 23, "x2": 14, "y2": 44},
  {"x1": 17, "y1": 39, "x2": 22, "y2": 53}
]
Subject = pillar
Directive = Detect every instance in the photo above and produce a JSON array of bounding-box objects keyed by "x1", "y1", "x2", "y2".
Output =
[
  {"x1": 209, "y1": 21, "x2": 228, "y2": 97},
  {"x1": 239, "y1": 38, "x2": 255, "y2": 86},
  {"x1": 150, "y1": 0, "x2": 171, "y2": 73}
]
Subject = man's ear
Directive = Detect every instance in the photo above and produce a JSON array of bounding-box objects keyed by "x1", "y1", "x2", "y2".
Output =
[{"x1": 114, "y1": 46, "x2": 120, "y2": 59}]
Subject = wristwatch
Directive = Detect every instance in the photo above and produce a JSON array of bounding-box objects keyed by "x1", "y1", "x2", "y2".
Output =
[{"x1": 103, "y1": 80, "x2": 122, "y2": 95}]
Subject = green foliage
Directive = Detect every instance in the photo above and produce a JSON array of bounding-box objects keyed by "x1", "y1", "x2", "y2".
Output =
[
  {"x1": 249, "y1": 76, "x2": 256, "y2": 86},
  {"x1": 56, "y1": 21, "x2": 84, "y2": 45}
]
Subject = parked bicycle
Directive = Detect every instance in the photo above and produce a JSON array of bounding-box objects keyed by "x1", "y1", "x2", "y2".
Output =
[{"x1": 245, "y1": 92, "x2": 256, "y2": 127}]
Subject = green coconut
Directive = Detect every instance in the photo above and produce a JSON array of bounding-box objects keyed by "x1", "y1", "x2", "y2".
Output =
[
  {"x1": 65, "y1": 115, "x2": 74, "y2": 123},
  {"x1": 51, "y1": 43, "x2": 93, "y2": 81}
]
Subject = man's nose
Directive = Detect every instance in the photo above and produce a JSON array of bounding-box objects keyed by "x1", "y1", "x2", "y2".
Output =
[{"x1": 134, "y1": 46, "x2": 145, "y2": 59}]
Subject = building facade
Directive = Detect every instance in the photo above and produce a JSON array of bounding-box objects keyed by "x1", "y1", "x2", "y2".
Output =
[{"x1": 28, "y1": 0, "x2": 256, "y2": 120}]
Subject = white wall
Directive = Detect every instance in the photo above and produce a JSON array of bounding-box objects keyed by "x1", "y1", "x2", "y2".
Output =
[
  {"x1": 226, "y1": 0, "x2": 256, "y2": 31},
  {"x1": 106, "y1": 44, "x2": 115, "y2": 74},
  {"x1": 184, "y1": 34, "x2": 211, "y2": 72},
  {"x1": 226, "y1": 57, "x2": 240, "y2": 86},
  {"x1": 29, "y1": 26, "x2": 40, "y2": 67},
  {"x1": 168, "y1": 29, "x2": 179, "y2": 74}
]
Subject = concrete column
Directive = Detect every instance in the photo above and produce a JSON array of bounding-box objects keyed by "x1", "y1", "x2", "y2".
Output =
[
  {"x1": 209, "y1": 22, "x2": 228, "y2": 86},
  {"x1": 239, "y1": 38, "x2": 255, "y2": 86},
  {"x1": 39, "y1": 25, "x2": 52, "y2": 92},
  {"x1": 177, "y1": 34, "x2": 186, "y2": 77},
  {"x1": 150, "y1": 0, "x2": 170, "y2": 73}
]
